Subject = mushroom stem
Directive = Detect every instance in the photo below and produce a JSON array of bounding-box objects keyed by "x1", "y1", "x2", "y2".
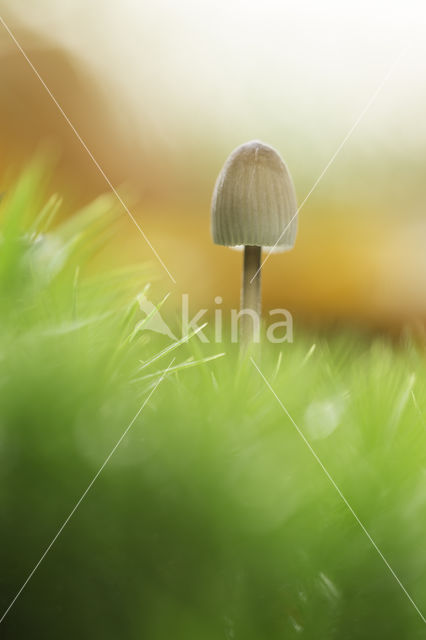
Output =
[{"x1": 241, "y1": 245, "x2": 262, "y2": 348}]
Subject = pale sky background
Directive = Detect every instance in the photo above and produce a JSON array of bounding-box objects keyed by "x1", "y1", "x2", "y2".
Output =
[{"x1": 3, "y1": 0, "x2": 426, "y2": 161}]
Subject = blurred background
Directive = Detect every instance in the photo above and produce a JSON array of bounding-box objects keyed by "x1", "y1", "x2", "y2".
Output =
[{"x1": 1, "y1": 0, "x2": 426, "y2": 332}]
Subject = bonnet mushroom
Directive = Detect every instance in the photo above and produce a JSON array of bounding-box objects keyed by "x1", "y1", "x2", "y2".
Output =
[{"x1": 211, "y1": 140, "x2": 297, "y2": 347}]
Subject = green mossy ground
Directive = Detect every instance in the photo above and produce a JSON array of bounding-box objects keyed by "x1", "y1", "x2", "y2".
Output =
[{"x1": 0, "y1": 163, "x2": 425, "y2": 638}]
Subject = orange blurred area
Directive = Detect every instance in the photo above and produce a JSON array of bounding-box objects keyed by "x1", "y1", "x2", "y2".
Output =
[
  {"x1": 0, "y1": 19, "x2": 425, "y2": 334},
  {"x1": 117, "y1": 203, "x2": 426, "y2": 333}
]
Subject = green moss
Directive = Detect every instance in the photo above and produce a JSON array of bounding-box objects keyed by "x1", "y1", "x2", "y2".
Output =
[{"x1": 0, "y1": 163, "x2": 425, "y2": 638}]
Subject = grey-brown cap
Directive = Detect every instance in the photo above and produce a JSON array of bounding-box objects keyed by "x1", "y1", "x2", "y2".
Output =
[{"x1": 211, "y1": 140, "x2": 297, "y2": 250}]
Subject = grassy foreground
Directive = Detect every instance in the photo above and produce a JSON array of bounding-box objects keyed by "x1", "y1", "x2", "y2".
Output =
[{"x1": 0, "y1": 164, "x2": 425, "y2": 638}]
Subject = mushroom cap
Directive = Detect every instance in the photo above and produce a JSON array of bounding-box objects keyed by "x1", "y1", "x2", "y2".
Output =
[{"x1": 211, "y1": 140, "x2": 297, "y2": 251}]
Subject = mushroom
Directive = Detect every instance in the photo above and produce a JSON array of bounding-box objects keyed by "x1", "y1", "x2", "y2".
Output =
[{"x1": 211, "y1": 140, "x2": 298, "y2": 347}]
